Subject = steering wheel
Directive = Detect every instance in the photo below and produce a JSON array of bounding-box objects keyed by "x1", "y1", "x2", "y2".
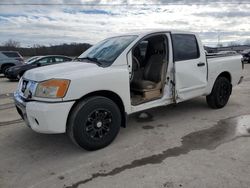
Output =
[{"x1": 130, "y1": 56, "x2": 140, "y2": 81}]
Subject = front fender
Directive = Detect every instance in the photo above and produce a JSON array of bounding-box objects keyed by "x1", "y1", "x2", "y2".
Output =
[{"x1": 63, "y1": 65, "x2": 132, "y2": 114}]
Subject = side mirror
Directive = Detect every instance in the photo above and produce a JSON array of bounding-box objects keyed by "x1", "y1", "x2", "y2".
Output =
[{"x1": 37, "y1": 63, "x2": 41, "y2": 67}]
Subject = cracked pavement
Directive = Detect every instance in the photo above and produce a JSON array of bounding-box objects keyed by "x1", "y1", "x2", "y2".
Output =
[{"x1": 0, "y1": 65, "x2": 250, "y2": 188}]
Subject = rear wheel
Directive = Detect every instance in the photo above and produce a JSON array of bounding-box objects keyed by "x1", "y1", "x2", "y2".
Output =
[
  {"x1": 67, "y1": 96, "x2": 121, "y2": 151},
  {"x1": 206, "y1": 77, "x2": 232, "y2": 109}
]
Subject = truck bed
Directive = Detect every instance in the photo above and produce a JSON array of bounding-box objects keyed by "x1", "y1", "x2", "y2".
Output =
[
  {"x1": 205, "y1": 54, "x2": 243, "y2": 95},
  {"x1": 206, "y1": 54, "x2": 240, "y2": 59}
]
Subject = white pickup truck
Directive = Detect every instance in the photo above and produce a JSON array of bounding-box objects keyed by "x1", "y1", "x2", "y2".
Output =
[{"x1": 14, "y1": 30, "x2": 244, "y2": 150}]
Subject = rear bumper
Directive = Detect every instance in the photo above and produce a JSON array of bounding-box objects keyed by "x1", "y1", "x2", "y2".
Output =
[{"x1": 14, "y1": 92, "x2": 75, "y2": 134}]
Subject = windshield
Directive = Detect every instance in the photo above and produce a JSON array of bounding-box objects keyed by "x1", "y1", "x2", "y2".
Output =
[
  {"x1": 26, "y1": 56, "x2": 41, "y2": 64},
  {"x1": 78, "y1": 35, "x2": 137, "y2": 66}
]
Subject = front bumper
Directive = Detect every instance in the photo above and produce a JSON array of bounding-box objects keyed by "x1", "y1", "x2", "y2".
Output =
[{"x1": 14, "y1": 93, "x2": 75, "y2": 134}]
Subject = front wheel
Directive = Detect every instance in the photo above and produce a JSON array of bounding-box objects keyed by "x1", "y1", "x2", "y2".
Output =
[
  {"x1": 206, "y1": 77, "x2": 232, "y2": 109},
  {"x1": 67, "y1": 96, "x2": 121, "y2": 151}
]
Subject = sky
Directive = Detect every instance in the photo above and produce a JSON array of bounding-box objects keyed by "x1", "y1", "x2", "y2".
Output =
[{"x1": 0, "y1": 0, "x2": 250, "y2": 47}]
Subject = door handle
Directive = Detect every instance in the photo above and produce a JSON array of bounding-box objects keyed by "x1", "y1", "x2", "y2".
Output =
[{"x1": 197, "y1": 62, "x2": 205, "y2": 67}]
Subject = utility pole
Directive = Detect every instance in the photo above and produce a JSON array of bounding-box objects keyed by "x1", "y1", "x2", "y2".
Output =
[
  {"x1": 217, "y1": 31, "x2": 223, "y2": 48},
  {"x1": 218, "y1": 32, "x2": 220, "y2": 46}
]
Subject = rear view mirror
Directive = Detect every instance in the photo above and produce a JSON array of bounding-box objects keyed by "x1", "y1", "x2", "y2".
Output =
[{"x1": 37, "y1": 63, "x2": 41, "y2": 67}]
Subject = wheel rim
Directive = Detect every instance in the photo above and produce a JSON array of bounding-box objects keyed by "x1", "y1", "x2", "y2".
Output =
[
  {"x1": 218, "y1": 82, "x2": 230, "y2": 104},
  {"x1": 85, "y1": 108, "x2": 112, "y2": 140}
]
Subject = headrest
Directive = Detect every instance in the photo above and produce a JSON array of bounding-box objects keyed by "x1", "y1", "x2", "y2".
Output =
[{"x1": 153, "y1": 43, "x2": 165, "y2": 54}]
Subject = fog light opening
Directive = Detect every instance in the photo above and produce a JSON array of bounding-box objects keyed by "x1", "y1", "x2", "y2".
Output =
[{"x1": 35, "y1": 118, "x2": 39, "y2": 125}]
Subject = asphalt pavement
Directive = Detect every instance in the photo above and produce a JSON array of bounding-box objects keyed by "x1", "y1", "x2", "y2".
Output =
[{"x1": 0, "y1": 65, "x2": 250, "y2": 188}]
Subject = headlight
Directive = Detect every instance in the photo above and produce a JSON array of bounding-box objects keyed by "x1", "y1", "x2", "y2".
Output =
[{"x1": 35, "y1": 79, "x2": 70, "y2": 98}]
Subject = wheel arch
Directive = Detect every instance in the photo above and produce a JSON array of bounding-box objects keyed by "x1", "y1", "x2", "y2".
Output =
[
  {"x1": 67, "y1": 90, "x2": 127, "y2": 129},
  {"x1": 207, "y1": 71, "x2": 232, "y2": 96},
  {"x1": 217, "y1": 71, "x2": 231, "y2": 83}
]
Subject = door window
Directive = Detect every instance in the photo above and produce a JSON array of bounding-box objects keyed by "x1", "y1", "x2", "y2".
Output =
[
  {"x1": 2, "y1": 52, "x2": 21, "y2": 58},
  {"x1": 172, "y1": 34, "x2": 200, "y2": 61},
  {"x1": 36, "y1": 57, "x2": 54, "y2": 65},
  {"x1": 55, "y1": 57, "x2": 65, "y2": 63}
]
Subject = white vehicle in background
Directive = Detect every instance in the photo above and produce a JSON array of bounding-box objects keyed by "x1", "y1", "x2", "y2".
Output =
[{"x1": 14, "y1": 30, "x2": 244, "y2": 150}]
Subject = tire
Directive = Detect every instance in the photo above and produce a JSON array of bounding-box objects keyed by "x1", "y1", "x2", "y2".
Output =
[
  {"x1": 2, "y1": 65, "x2": 12, "y2": 75},
  {"x1": 206, "y1": 77, "x2": 232, "y2": 109},
  {"x1": 67, "y1": 96, "x2": 121, "y2": 151}
]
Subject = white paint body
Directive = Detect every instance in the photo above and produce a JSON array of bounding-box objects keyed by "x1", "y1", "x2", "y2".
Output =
[{"x1": 15, "y1": 30, "x2": 243, "y2": 133}]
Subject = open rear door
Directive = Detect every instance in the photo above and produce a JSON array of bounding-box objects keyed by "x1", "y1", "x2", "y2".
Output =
[{"x1": 173, "y1": 33, "x2": 207, "y2": 102}]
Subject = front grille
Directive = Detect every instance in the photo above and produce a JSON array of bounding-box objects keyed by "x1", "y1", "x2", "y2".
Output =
[
  {"x1": 21, "y1": 80, "x2": 28, "y2": 93},
  {"x1": 19, "y1": 79, "x2": 37, "y2": 99}
]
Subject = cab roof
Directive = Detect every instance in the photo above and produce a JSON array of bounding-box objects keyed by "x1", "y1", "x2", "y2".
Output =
[{"x1": 113, "y1": 29, "x2": 197, "y2": 38}]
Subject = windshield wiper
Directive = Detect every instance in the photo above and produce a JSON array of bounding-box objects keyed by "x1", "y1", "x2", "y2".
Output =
[{"x1": 76, "y1": 57, "x2": 103, "y2": 66}]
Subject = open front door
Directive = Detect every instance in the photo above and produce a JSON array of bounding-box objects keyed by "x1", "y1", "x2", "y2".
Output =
[{"x1": 173, "y1": 33, "x2": 207, "y2": 102}]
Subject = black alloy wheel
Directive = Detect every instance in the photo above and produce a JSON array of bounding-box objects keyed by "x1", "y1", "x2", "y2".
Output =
[
  {"x1": 206, "y1": 77, "x2": 232, "y2": 109},
  {"x1": 67, "y1": 96, "x2": 121, "y2": 151},
  {"x1": 85, "y1": 109, "x2": 113, "y2": 140}
]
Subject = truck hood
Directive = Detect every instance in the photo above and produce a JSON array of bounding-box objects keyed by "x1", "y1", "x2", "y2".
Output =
[{"x1": 24, "y1": 61, "x2": 102, "y2": 81}]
